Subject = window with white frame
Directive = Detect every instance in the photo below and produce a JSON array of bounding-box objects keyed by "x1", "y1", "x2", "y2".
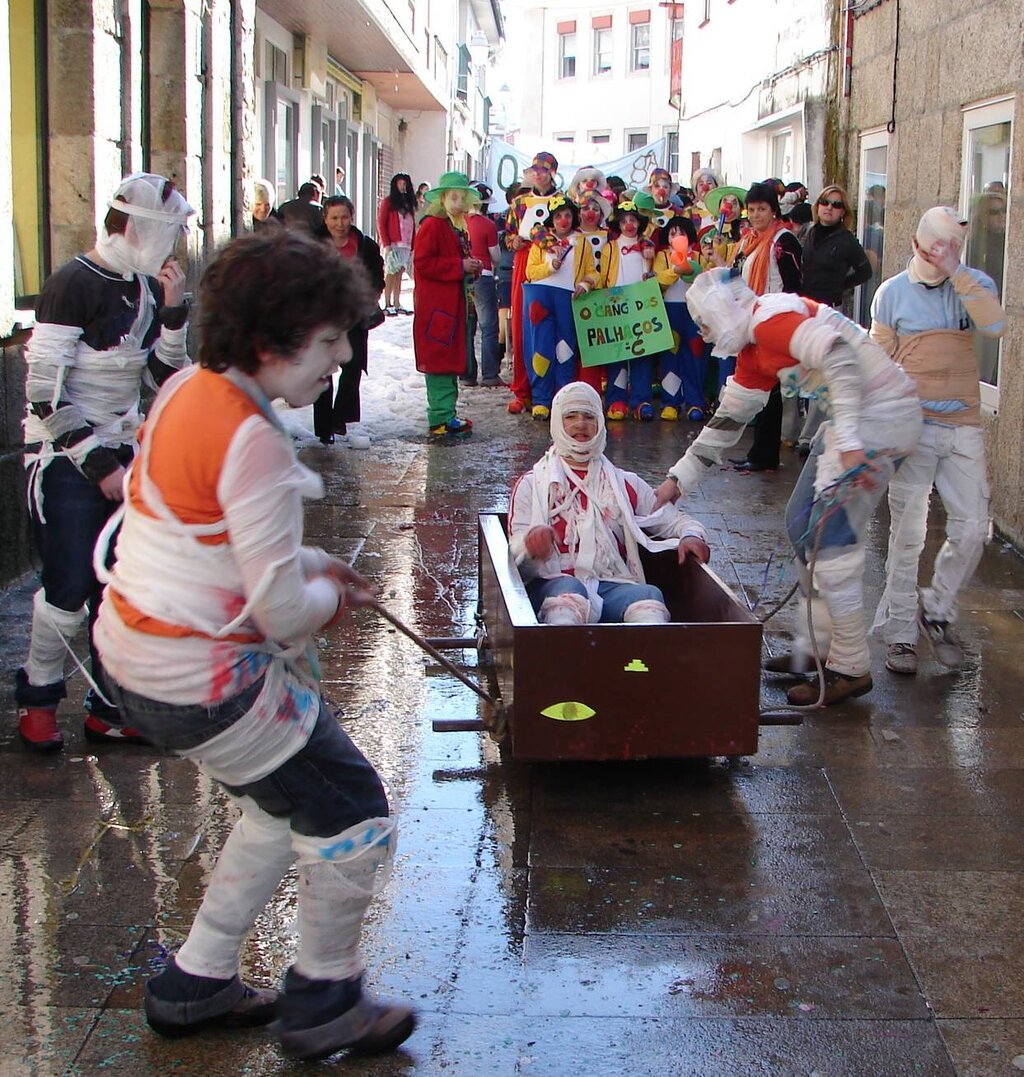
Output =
[
  {"x1": 856, "y1": 129, "x2": 888, "y2": 329},
  {"x1": 961, "y1": 97, "x2": 1013, "y2": 401},
  {"x1": 664, "y1": 128, "x2": 679, "y2": 175},
  {"x1": 630, "y1": 21, "x2": 650, "y2": 71},
  {"x1": 770, "y1": 129, "x2": 793, "y2": 179},
  {"x1": 593, "y1": 27, "x2": 613, "y2": 75},
  {"x1": 558, "y1": 28, "x2": 577, "y2": 78},
  {"x1": 626, "y1": 129, "x2": 648, "y2": 152},
  {"x1": 555, "y1": 132, "x2": 575, "y2": 143},
  {"x1": 590, "y1": 130, "x2": 611, "y2": 144}
]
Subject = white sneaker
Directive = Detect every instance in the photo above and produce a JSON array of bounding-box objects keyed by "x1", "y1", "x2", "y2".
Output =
[
  {"x1": 885, "y1": 642, "x2": 918, "y2": 675},
  {"x1": 918, "y1": 612, "x2": 965, "y2": 669}
]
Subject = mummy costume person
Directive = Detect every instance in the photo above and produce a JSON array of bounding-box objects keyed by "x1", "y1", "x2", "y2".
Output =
[
  {"x1": 656, "y1": 269, "x2": 922, "y2": 706},
  {"x1": 510, "y1": 382, "x2": 710, "y2": 626},
  {"x1": 15, "y1": 173, "x2": 194, "y2": 751},
  {"x1": 93, "y1": 230, "x2": 416, "y2": 1057},
  {"x1": 870, "y1": 206, "x2": 1006, "y2": 674}
]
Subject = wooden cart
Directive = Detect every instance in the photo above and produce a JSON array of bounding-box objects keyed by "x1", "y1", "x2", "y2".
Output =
[{"x1": 430, "y1": 514, "x2": 767, "y2": 762}]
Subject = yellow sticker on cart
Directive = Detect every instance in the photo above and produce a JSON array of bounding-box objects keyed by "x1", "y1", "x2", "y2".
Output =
[{"x1": 540, "y1": 701, "x2": 597, "y2": 722}]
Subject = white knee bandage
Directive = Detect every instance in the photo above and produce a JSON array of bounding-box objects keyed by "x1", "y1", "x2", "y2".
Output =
[
  {"x1": 24, "y1": 589, "x2": 87, "y2": 687},
  {"x1": 622, "y1": 599, "x2": 670, "y2": 623},
  {"x1": 539, "y1": 593, "x2": 591, "y2": 626},
  {"x1": 826, "y1": 608, "x2": 871, "y2": 678},
  {"x1": 291, "y1": 817, "x2": 396, "y2": 982},
  {"x1": 813, "y1": 547, "x2": 866, "y2": 620},
  {"x1": 176, "y1": 796, "x2": 296, "y2": 980}
]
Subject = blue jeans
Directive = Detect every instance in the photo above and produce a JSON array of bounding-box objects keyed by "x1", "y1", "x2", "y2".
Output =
[
  {"x1": 16, "y1": 454, "x2": 130, "y2": 716},
  {"x1": 106, "y1": 678, "x2": 388, "y2": 838},
  {"x1": 526, "y1": 575, "x2": 665, "y2": 622},
  {"x1": 469, "y1": 274, "x2": 501, "y2": 381}
]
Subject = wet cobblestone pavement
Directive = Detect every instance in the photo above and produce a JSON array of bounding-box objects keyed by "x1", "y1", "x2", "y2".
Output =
[{"x1": 3, "y1": 319, "x2": 1024, "y2": 1074}]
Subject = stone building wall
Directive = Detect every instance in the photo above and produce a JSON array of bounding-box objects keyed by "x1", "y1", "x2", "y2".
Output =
[
  {"x1": 0, "y1": 0, "x2": 256, "y2": 587},
  {"x1": 840, "y1": 0, "x2": 1024, "y2": 546}
]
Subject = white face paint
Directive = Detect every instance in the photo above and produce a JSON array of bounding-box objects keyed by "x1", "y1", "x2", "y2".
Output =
[{"x1": 254, "y1": 324, "x2": 353, "y2": 407}]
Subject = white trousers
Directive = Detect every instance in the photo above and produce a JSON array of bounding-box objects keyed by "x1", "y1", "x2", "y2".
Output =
[{"x1": 876, "y1": 424, "x2": 989, "y2": 645}]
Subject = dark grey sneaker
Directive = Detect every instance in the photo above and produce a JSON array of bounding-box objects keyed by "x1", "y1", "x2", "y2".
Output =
[
  {"x1": 918, "y1": 612, "x2": 965, "y2": 669},
  {"x1": 144, "y1": 961, "x2": 279, "y2": 1037},
  {"x1": 885, "y1": 642, "x2": 918, "y2": 675},
  {"x1": 272, "y1": 968, "x2": 417, "y2": 1061}
]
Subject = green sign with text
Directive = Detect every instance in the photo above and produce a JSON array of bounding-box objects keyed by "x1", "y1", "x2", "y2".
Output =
[{"x1": 573, "y1": 278, "x2": 673, "y2": 367}]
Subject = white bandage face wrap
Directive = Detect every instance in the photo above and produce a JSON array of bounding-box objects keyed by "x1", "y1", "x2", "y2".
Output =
[
  {"x1": 95, "y1": 173, "x2": 195, "y2": 278},
  {"x1": 685, "y1": 268, "x2": 756, "y2": 359},
  {"x1": 550, "y1": 382, "x2": 606, "y2": 464},
  {"x1": 909, "y1": 205, "x2": 967, "y2": 285}
]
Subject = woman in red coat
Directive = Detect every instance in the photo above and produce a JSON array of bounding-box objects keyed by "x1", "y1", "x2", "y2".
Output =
[{"x1": 412, "y1": 172, "x2": 483, "y2": 438}]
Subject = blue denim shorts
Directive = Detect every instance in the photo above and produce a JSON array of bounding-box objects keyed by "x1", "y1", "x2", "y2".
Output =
[{"x1": 106, "y1": 678, "x2": 388, "y2": 838}]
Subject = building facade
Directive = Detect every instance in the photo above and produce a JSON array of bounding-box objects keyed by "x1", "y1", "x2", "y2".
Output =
[
  {"x1": 675, "y1": 0, "x2": 837, "y2": 193},
  {"x1": 839, "y1": 0, "x2": 1023, "y2": 545},
  {"x1": 508, "y1": 0, "x2": 683, "y2": 173},
  {"x1": 0, "y1": 0, "x2": 502, "y2": 586}
]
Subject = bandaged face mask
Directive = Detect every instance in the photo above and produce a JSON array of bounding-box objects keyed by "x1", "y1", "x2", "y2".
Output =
[
  {"x1": 550, "y1": 382, "x2": 606, "y2": 463},
  {"x1": 686, "y1": 269, "x2": 755, "y2": 358},
  {"x1": 95, "y1": 173, "x2": 194, "y2": 278}
]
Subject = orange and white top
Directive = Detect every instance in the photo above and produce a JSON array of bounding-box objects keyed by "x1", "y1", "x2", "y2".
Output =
[{"x1": 94, "y1": 366, "x2": 344, "y2": 783}]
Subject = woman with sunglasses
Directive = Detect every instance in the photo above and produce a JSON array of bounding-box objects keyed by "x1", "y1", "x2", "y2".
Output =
[
  {"x1": 801, "y1": 186, "x2": 872, "y2": 309},
  {"x1": 795, "y1": 186, "x2": 873, "y2": 456}
]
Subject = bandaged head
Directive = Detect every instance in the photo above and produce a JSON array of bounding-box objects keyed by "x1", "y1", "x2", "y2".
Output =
[
  {"x1": 685, "y1": 268, "x2": 756, "y2": 359},
  {"x1": 910, "y1": 205, "x2": 967, "y2": 285},
  {"x1": 96, "y1": 173, "x2": 195, "y2": 279},
  {"x1": 550, "y1": 382, "x2": 606, "y2": 464}
]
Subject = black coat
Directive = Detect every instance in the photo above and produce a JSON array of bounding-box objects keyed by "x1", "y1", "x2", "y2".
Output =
[{"x1": 800, "y1": 224, "x2": 872, "y2": 307}]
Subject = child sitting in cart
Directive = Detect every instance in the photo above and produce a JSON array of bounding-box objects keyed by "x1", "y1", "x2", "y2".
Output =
[{"x1": 509, "y1": 381, "x2": 710, "y2": 625}]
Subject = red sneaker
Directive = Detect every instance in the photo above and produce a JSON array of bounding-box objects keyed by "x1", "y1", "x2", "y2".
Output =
[
  {"x1": 507, "y1": 398, "x2": 528, "y2": 415},
  {"x1": 83, "y1": 715, "x2": 151, "y2": 745},
  {"x1": 18, "y1": 706, "x2": 64, "y2": 753}
]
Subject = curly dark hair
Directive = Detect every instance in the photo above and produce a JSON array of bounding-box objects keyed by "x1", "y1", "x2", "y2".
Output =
[
  {"x1": 197, "y1": 230, "x2": 376, "y2": 374},
  {"x1": 387, "y1": 173, "x2": 417, "y2": 216}
]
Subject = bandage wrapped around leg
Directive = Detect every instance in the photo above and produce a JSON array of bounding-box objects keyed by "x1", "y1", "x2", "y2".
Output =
[
  {"x1": 176, "y1": 796, "x2": 296, "y2": 980},
  {"x1": 539, "y1": 593, "x2": 591, "y2": 626},
  {"x1": 791, "y1": 565, "x2": 831, "y2": 661},
  {"x1": 291, "y1": 817, "x2": 396, "y2": 982},
  {"x1": 24, "y1": 590, "x2": 87, "y2": 687},
  {"x1": 622, "y1": 599, "x2": 671, "y2": 623},
  {"x1": 815, "y1": 548, "x2": 870, "y2": 677}
]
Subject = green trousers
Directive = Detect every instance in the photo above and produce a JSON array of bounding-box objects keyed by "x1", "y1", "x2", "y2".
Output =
[{"x1": 425, "y1": 373, "x2": 458, "y2": 428}]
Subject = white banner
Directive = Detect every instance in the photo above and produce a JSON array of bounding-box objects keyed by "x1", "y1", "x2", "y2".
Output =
[{"x1": 484, "y1": 137, "x2": 668, "y2": 214}]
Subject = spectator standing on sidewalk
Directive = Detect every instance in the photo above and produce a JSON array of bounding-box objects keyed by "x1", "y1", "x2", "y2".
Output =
[
  {"x1": 93, "y1": 229, "x2": 416, "y2": 1060},
  {"x1": 13, "y1": 173, "x2": 194, "y2": 752},
  {"x1": 312, "y1": 195, "x2": 385, "y2": 446},
  {"x1": 795, "y1": 184, "x2": 873, "y2": 455},
  {"x1": 727, "y1": 181, "x2": 803, "y2": 473},
  {"x1": 870, "y1": 206, "x2": 1005, "y2": 676},
  {"x1": 465, "y1": 182, "x2": 504, "y2": 387},
  {"x1": 413, "y1": 171, "x2": 482, "y2": 439},
  {"x1": 377, "y1": 173, "x2": 417, "y2": 316}
]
